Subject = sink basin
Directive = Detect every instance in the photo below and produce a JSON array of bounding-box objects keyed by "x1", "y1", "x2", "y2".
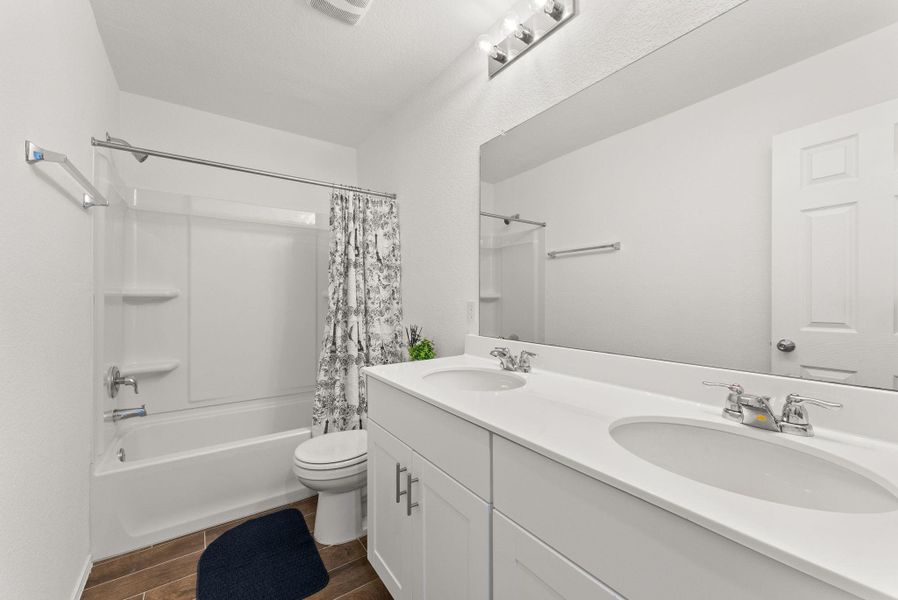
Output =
[
  {"x1": 422, "y1": 367, "x2": 525, "y2": 392},
  {"x1": 611, "y1": 420, "x2": 898, "y2": 513}
]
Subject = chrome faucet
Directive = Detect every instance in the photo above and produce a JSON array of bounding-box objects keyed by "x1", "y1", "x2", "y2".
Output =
[
  {"x1": 490, "y1": 347, "x2": 538, "y2": 373},
  {"x1": 490, "y1": 347, "x2": 517, "y2": 371},
  {"x1": 107, "y1": 366, "x2": 139, "y2": 398},
  {"x1": 105, "y1": 404, "x2": 148, "y2": 422},
  {"x1": 735, "y1": 392, "x2": 780, "y2": 432},
  {"x1": 703, "y1": 382, "x2": 841, "y2": 437}
]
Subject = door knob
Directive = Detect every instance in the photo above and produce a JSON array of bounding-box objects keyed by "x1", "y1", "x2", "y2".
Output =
[{"x1": 776, "y1": 339, "x2": 796, "y2": 353}]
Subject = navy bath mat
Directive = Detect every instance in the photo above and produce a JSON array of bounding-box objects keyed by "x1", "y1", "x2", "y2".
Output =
[{"x1": 197, "y1": 509, "x2": 329, "y2": 600}]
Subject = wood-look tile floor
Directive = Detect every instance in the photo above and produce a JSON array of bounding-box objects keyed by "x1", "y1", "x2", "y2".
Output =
[{"x1": 80, "y1": 496, "x2": 389, "y2": 600}]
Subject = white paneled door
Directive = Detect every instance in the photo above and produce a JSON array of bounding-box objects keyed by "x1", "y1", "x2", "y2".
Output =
[
  {"x1": 409, "y1": 451, "x2": 490, "y2": 600},
  {"x1": 367, "y1": 421, "x2": 413, "y2": 599},
  {"x1": 772, "y1": 98, "x2": 898, "y2": 389}
]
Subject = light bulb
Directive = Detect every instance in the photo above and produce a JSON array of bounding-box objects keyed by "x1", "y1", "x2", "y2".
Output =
[
  {"x1": 476, "y1": 34, "x2": 493, "y2": 54},
  {"x1": 502, "y1": 15, "x2": 518, "y2": 35},
  {"x1": 545, "y1": 0, "x2": 564, "y2": 20},
  {"x1": 529, "y1": 0, "x2": 549, "y2": 11},
  {"x1": 515, "y1": 24, "x2": 534, "y2": 44}
]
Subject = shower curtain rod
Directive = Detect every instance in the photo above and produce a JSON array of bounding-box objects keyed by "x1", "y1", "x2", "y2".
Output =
[
  {"x1": 90, "y1": 137, "x2": 398, "y2": 200},
  {"x1": 480, "y1": 211, "x2": 546, "y2": 227}
]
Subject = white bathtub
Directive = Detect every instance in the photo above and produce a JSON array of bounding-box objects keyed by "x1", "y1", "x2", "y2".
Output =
[{"x1": 91, "y1": 396, "x2": 314, "y2": 559}]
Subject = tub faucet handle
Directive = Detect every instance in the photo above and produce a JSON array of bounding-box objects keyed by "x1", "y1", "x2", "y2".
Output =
[{"x1": 107, "y1": 366, "x2": 139, "y2": 398}]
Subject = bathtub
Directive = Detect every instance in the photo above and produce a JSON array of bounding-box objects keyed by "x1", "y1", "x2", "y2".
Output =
[{"x1": 91, "y1": 396, "x2": 314, "y2": 560}]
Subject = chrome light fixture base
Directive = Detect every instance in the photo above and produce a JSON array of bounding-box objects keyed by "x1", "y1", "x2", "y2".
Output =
[{"x1": 487, "y1": 0, "x2": 577, "y2": 78}]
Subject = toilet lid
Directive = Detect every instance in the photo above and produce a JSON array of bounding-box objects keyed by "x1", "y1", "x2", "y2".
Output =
[{"x1": 294, "y1": 429, "x2": 367, "y2": 470}]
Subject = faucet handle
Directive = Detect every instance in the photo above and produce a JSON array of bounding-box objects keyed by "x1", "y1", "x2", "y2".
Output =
[
  {"x1": 107, "y1": 365, "x2": 139, "y2": 398},
  {"x1": 703, "y1": 381, "x2": 745, "y2": 421},
  {"x1": 490, "y1": 346, "x2": 511, "y2": 356},
  {"x1": 783, "y1": 393, "x2": 842, "y2": 410},
  {"x1": 702, "y1": 381, "x2": 744, "y2": 394},
  {"x1": 780, "y1": 394, "x2": 841, "y2": 437},
  {"x1": 516, "y1": 350, "x2": 537, "y2": 373}
]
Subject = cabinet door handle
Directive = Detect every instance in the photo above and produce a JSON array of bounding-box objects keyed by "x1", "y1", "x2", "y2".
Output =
[
  {"x1": 406, "y1": 472, "x2": 419, "y2": 516},
  {"x1": 395, "y1": 463, "x2": 407, "y2": 503}
]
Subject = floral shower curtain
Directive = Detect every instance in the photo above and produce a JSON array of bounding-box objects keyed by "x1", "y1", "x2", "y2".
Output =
[{"x1": 312, "y1": 191, "x2": 404, "y2": 435}]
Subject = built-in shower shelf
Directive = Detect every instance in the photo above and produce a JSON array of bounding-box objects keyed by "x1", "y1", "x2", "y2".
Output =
[
  {"x1": 120, "y1": 360, "x2": 180, "y2": 377},
  {"x1": 480, "y1": 292, "x2": 501, "y2": 302},
  {"x1": 105, "y1": 288, "x2": 180, "y2": 300}
]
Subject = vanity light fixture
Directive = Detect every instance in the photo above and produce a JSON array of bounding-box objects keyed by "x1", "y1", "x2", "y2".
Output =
[{"x1": 478, "y1": 0, "x2": 577, "y2": 78}]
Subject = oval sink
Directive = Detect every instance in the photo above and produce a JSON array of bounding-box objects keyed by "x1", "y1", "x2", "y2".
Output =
[
  {"x1": 611, "y1": 420, "x2": 898, "y2": 514},
  {"x1": 422, "y1": 368, "x2": 525, "y2": 392}
]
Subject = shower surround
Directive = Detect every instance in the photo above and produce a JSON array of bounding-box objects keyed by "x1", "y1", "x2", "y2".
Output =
[{"x1": 92, "y1": 183, "x2": 329, "y2": 558}]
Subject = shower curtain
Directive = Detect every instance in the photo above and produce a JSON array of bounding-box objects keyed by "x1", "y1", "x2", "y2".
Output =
[{"x1": 312, "y1": 191, "x2": 404, "y2": 435}]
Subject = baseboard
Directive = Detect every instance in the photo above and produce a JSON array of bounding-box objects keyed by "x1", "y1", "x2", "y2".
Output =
[{"x1": 70, "y1": 553, "x2": 92, "y2": 600}]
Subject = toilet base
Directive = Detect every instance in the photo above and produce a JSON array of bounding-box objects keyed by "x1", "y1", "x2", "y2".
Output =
[{"x1": 313, "y1": 488, "x2": 364, "y2": 545}]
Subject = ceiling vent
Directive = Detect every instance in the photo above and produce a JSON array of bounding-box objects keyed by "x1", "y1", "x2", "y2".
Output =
[{"x1": 307, "y1": 0, "x2": 372, "y2": 25}]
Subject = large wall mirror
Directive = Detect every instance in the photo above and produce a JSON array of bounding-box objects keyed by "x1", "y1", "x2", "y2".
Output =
[{"x1": 479, "y1": 0, "x2": 898, "y2": 391}]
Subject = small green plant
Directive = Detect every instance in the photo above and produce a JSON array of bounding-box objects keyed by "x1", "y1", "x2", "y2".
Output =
[{"x1": 406, "y1": 325, "x2": 436, "y2": 361}]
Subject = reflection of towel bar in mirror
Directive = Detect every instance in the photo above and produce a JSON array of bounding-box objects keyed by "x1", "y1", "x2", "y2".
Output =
[
  {"x1": 547, "y1": 242, "x2": 620, "y2": 259},
  {"x1": 24, "y1": 140, "x2": 109, "y2": 209}
]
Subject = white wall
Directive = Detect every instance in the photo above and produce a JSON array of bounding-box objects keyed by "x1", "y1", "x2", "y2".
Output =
[
  {"x1": 488, "y1": 23, "x2": 898, "y2": 373},
  {"x1": 116, "y1": 92, "x2": 357, "y2": 215},
  {"x1": 0, "y1": 1, "x2": 119, "y2": 599},
  {"x1": 357, "y1": 0, "x2": 746, "y2": 356}
]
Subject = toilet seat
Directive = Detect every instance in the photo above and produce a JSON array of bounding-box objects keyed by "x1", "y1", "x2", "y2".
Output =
[
  {"x1": 293, "y1": 429, "x2": 367, "y2": 472},
  {"x1": 293, "y1": 459, "x2": 367, "y2": 482}
]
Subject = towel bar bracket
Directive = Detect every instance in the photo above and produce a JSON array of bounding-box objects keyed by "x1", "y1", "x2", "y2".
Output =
[{"x1": 25, "y1": 140, "x2": 108, "y2": 209}]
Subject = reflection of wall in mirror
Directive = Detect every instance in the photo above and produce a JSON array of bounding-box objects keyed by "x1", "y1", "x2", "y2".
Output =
[{"x1": 488, "y1": 23, "x2": 898, "y2": 373}]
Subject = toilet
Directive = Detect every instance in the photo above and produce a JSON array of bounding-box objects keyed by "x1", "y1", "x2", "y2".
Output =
[{"x1": 293, "y1": 429, "x2": 368, "y2": 545}]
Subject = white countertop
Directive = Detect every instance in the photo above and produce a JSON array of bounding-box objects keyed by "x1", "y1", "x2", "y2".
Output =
[{"x1": 365, "y1": 353, "x2": 898, "y2": 600}]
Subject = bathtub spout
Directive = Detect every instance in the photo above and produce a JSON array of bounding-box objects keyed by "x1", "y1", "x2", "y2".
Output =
[{"x1": 105, "y1": 405, "x2": 148, "y2": 423}]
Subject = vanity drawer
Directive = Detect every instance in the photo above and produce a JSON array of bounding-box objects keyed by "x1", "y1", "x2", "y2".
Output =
[
  {"x1": 494, "y1": 510, "x2": 624, "y2": 600},
  {"x1": 367, "y1": 376, "x2": 491, "y2": 500},
  {"x1": 492, "y1": 436, "x2": 857, "y2": 600}
]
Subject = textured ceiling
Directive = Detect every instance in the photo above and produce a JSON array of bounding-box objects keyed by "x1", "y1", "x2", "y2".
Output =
[{"x1": 90, "y1": 0, "x2": 518, "y2": 146}]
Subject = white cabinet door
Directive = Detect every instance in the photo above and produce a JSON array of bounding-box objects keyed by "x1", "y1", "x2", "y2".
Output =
[
  {"x1": 409, "y1": 451, "x2": 490, "y2": 600},
  {"x1": 493, "y1": 511, "x2": 624, "y2": 600},
  {"x1": 368, "y1": 421, "x2": 413, "y2": 599},
  {"x1": 772, "y1": 98, "x2": 898, "y2": 388}
]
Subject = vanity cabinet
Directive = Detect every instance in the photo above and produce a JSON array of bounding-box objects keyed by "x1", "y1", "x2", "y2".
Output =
[
  {"x1": 367, "y1": 378, "x2": 490, "y2": 600},
  {"x1": 493, "y1": 511, "x2": 623, "y2": 600},
  {"x1": 367, "y1": 375, "x2": 858, "y2": 600},
  {"x1": 492, "y1": 436, "x2": 857, "y2": 600}
]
